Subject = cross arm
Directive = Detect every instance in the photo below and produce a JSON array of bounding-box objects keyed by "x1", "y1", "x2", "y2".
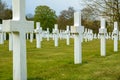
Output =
[{"x1": 3, "y1": 20, "x2": 34, "y2": 33}]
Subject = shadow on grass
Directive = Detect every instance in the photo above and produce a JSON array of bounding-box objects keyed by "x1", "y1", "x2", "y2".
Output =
[
  {"x1": 8, "y1": 77, "x2": 45, "y2": 80},
  {"x1": 117, "y1": 76, "x2": 120, "y2": 80},
  {"x1": 28, "y1": 77, "x2": 46, "y2": 80}
]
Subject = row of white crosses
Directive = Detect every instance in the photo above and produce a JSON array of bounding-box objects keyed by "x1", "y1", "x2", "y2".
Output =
[
  {"x1": 59, "y1": 30, "x2": 65, "y2": 40},
  {"x1": 1, "y1": 0, "x2": 119, "y2": 79},
  {"x1": 3, "y1": 0, "x2": 34, "y2": 80},
  {"x1": 0, "y1": 24, "x2": 7, "y2": 44},
  {"x1": 72, "y1": 12, "x2": 119, "y2": 64},
  {"x1": 83, "y1": 28, "x2": 94, "y2": 42},
  {"x1": 83, "y1": 28, "x2": 119, "y2": 41},
  {"x1": 26, "y1": 22, "x2": 69, "y2": 48},
  {"x1": 24, "y1": 22, "x2": 51, "y2": 49},
  {"x1": 99, "y1": 18, "x2": 119, "y2": 56},
  {"x1": 0, "y1": 24, "x2": 14, "y2": 50},
  {"x1": 57, "y1": 26, "x2": 70, "y2": 45},
  {"x1": 83, "y1": 28, "x2": 114, "y2": 41},
  {"x1": 33, "y1": 22, "x2": 97, "y2": 48},
  {"x1": 98, "y1": 32, "x2": 111, "y2": 40},
  {"x1": 34, "y1": 22, "x2": 51, "y2": 48},
  {"x1": 29, "y1": 22, "x2": 86, "y2": 48}
]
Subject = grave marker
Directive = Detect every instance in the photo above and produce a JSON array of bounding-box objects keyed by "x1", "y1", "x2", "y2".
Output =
[
  {"x1": 71, "y1": 12, "x2": 84, "y2": 64},
  {"x1": 47, "y1": 28, "x2": 50, "y2": 41},
  {"x1": 54, "y1": 24, "x2": 59, "y2": 47},
  {"x1": 66, "y1": 25, "x2": 70, "y2": 45},
  {"x1": 35, "y1": 22, "x2": 41, "y2": 48},
  {"x1": 99, "y1": 18, "x2": 107, "y2": 56},
  {"x1": 3, "y1": 0, "x2": 34, "y2": 80},
  {"x1": 9, "y1": 33, "x2": 13, "y2": 51},
  {"x1": 113, "y1": 22, "x2": 118, "y2": 52}
]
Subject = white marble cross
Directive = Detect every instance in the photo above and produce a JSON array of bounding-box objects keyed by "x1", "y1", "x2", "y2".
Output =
[
  {"x1": 113, "y1": 22, "x2": 118, "y2": 52},
  {"x1": 47, "y1": 28, "x2": 50, "y2": 41},
  {"x1": 35, "y1": 22, "x2": 42, "y2": 48},
  {"x1": 71, "y1": 12, "x2": 84, "y2": 64},
  {"x1": 87, "y1": 29, "x2": 91, "y2": 41},
  {"x1": 99, "y1": 18, "x2": 107, "y2": 56},
  {"x1": 9, "y1": 33, "x2": 13, "y2": 51},
  {"x1": 3, "y1": 0, "x2": 34, "y2": 80},
  {"x1": 54, "y1": 24, "x2": 59, "y2": 47},
  {"x1": 66, "y1": 25, "x2": 70, "y2": 45}
]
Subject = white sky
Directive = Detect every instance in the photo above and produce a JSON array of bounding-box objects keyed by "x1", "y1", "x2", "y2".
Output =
[{"x1": 2, "y1": 0, "x2": 84, "y2": 15}]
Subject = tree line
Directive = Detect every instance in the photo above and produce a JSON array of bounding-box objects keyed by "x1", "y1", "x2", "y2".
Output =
[
  {"x1": 1, "y1": 0, "x2": 119, "y2": 33},
  {"x1": 84, "y1": 0, "x2": 120, "y2": 32},
  {"x1": 0, "y1": 0, "x2": 12, "y2": 23}
]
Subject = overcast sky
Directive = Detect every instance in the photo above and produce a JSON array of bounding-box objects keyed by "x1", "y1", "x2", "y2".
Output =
[{"x1": 2, "y1": 0, "x2": 84, "y2": 15}]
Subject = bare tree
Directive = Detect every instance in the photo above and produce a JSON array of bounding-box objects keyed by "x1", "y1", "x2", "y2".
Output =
[
  {"x1": 83, "y1": 0, "x2": 120, "y2": 30},
  {"x1": 57, "y1": 7, "x2": 75, "y2": 30},
  {"x1": 0, "y1": 0, "x2": 12, "y2": 23},
  {"x1": 0, "y1": 0, "x2": 7, "y2": 19}
]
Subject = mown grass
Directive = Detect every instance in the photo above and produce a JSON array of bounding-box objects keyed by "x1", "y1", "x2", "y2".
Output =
[{"x1": 0, "y1": 39, "x2": 120, "y2": 80}]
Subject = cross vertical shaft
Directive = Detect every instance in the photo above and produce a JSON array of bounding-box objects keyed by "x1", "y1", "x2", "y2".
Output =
[
  {"x1": 74, "y1": 12, "x2": 82, "y2": 64},
  {"x1": 12, "y1": 0, "x2": 25, "y2": 20}
]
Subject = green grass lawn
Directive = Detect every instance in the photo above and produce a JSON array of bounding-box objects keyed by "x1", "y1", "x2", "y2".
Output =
[{"x1": 0, "y1": 39, "x2": 120, "y2": 80}]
